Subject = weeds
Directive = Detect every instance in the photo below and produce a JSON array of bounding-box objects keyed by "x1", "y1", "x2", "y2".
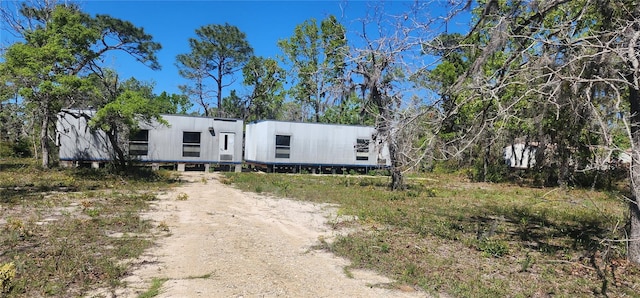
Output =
[
  {"x1": 477, "y1": 239, "x2": 510, "y2": 257},
  {"x1": 138, "y1": 278, "x2": 168, "y2": 298},
  {"x1": 224, "y1": 172, "x2": 635, "y2": 297},
  {"x1": 520, "y1": 253, "x2": 534, "y2": 272},
  {"x1": 0, "y1": 158, "x2": 176, "y2": 297},
  {"x1": 0, "y1": 262, "x2": 16, "y2": 294},
  {"x1": 343, "y1": 266, "x2": 355, "y2": 278},
  {"x1": 186, "y1": 272, "x2": 213, "y2": 279},
  {"x1": 157, "y1": 221, "x2": 170, "y2": 232}
]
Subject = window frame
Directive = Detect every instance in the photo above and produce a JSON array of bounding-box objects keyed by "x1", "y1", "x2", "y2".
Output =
[
  {"x1": 128, "y1": 129, "x2": 149, "y2": 156},
  {"x1": 275, "y1": 134, "x2": 291, "y2": 159},
  {"x1": 182, "y1": 131, "x2": 202, "y2": 157},
  {"x1": 355, "y1": 138, "x2": 370, "y2": 161}
]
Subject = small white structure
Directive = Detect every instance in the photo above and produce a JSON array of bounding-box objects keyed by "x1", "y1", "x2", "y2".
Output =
[
  {"x1": 57, "y1": 110, "x2": 244, "y2": 171},
  {"x1": 244, "y1": 120, "x2": 390, "y2": 173},
  {"x1": 504, "y1": 143, "x2": 537, "y2": 169}
]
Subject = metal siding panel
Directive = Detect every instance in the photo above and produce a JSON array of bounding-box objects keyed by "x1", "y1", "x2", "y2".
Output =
[
  {"x1": 245, "y1": 120, "x2": 385, "y2": 167},
  {"x1": 258, "y1": 121, "x2": 272, "y2": 162},
  {"x1": 58, "y1": 111, "x2": 245, "y2": 164},
  {"x1": 57, "y1": 111, "x2": 111, "y2": 161},
  {"x1": 244, "y1": 123, "x2": 255, "y2": 161},
  {"x1": 246, "y1": 121, "x2": 266, "y2": 162}
]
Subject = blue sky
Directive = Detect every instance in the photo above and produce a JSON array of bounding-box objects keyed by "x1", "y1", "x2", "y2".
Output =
[
  {"x1": 77, "y1": 1, "x2": 375, "y2": 96},
  {"x1": 1, "y1": 1, "x2": 472, "y2": 108}
]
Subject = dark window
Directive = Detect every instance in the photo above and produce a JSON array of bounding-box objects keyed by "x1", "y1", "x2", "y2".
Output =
[
  {"x1": 355, "y1": 139, "x2": 370, "y2": 161},
  {"x1": 275, "y1": 135, "x2": 291, "y2": 159},
  {"x1": 224, "y1": 134, "x2": 229, "y2": 151},
  {"x1": 183, "y1": 132, "x2": 201, "y2": 144},
  {"x1": 183, "y1": 132, "x2": 201, "y2": 157},
  {"x1": 129, "y1": 130, "x2": 149, "y2": 156}
]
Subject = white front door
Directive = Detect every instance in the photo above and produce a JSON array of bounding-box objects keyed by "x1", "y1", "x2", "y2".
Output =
[{"x1": 219, "y1": 133, "x2": 235, "y2": 161}]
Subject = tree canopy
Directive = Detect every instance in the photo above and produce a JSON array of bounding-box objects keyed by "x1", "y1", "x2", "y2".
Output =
[
  {"x1": 278, "y1": 15, "x2": 348, "y2": 122},
  {"x1": 1, "y1": 3, "x2": 161, "y2": 168},
  {"x1": 177, "y1": 23, "x2": 253, "y2": 117}
]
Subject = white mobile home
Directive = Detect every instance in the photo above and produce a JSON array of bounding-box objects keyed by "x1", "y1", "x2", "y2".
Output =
[
  {"x1": 504, "y1": 143, "x2": 537, "y2": 169},
  {"x1": 56, "y1": 110, "x2": 110, "y2": 163},
  {"x1": 57, "y1": 110, "x2": 244, "y2": 171},
  {"x1": 244, "y1": 120, "x2": 390, "y2": 173}
]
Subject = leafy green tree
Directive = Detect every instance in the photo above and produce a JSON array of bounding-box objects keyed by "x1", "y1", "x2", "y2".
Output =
[
  {"x1": 177, "y1": 23, "x2": 253, "y2": 117},
  {"x1": 1, "y1": 3, "x2": 160, "y2": 168},
  {"x1": 429, "y1": 9, "x2": 601, "y2": 185},
  {"x1": 221, "y1": 90, "x2": 245, "y2": 119},
  {"x1": 320, "y1": 92, "x2": 368, "y2": 125},
  {"x1": 278, "y1": 15, "x2": 348, "y2": 122},
  {"x1": 242, "y1": 56, "x2": 285, "y2": 122},
  {"x1": 89, "y1": 83, "x2": 168, "y2": 168},
  {"x1": 279, "y1": 101, "x2": 304, "y2": 122},
  {"x1": 155, "y1": 91, "x2": 192, "y2": 115},
  {"x1": 428, "y1": 33, "x2": 472, "y2": 141},
  {"x1": 429, "y1": 30, "x2": 524, "y2": 182},
  {"x1": 0, "y1": 90, "x2": 30, "y2": 157},
  {"x1": 0, "y1": 69, "x2": 21, "y2": 150},
  {"x1": 63, "y1": 70, "x2": 186, "y2": 168}
]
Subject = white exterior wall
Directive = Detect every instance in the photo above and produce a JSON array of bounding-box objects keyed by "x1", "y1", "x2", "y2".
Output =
[
  {"x1": 57, "y1": 111, "x2": 112, "y2": 161},
  {"x1": 57, "y1": 110, "x2": 243, "y2": 164},
  {"x1": 504, "y1": 143, "x2": 537, "y2": 169},
  {"x1": 137, "y1": 115, "x2": 243, "y2": 164},
  {"x1": 244, "y1": 120, "x2": 390, "y2": 167}
]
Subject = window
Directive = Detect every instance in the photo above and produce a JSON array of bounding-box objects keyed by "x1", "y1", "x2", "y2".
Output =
[
  {"x1": 355, "y1": 139, "x2": 370, "y2": 161},
  {"x1": 275, "y1": 135, "x2": 291, "y2": 159},
  {"x1": 129, "y1": 130, "x2": 149, "y2": 156},
  {"x1": 183, "y1": 132, "x2": 201, "y2": 157}
]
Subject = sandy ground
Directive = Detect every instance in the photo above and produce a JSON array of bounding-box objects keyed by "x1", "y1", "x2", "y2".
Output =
[{"x1": 90, "y1": 171, "x2": 427, "y2": 298}]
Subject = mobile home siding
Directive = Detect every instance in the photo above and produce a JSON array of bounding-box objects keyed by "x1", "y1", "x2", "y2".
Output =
[
  {"x1": 57, "y1": 110, "x2": 243, "y2": 165},
  {"x1": 504, "y1": 143, "x2": 537, "y2": 169},
  {"x1": 57, "y1": 111, "x2": 112, "y2": 161},
  {"x1": 244, "y1": 120, "x2": 390, "y2": 168}
]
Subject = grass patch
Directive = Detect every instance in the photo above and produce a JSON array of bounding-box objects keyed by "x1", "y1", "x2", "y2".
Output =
[
  {"x1": 138, "y1": 277, "x2": 168, "y2": 298},
  {"x1": 343, "y1": 266, "x2": 354, "y2": 279},
  {"x1": 224, "y1": 172, "x2": 638, "y2": 297},
  {"x1": 0, "y1": 158, "x2": 178, "y2": 297},
  {"x1": 186, "y1": 272, "x2": 213, "y2": 279}
]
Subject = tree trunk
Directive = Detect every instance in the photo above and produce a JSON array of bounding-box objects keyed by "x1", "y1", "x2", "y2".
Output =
[
  {"x1": 107, "y1": 129, "x2": 127, "y2": 169},
  {"x1": 483, "y1": 143, "x2": 490, "y2": 182},
  {"x1": 314, "y1": 100, "x2": 320, "y2": 123},
  {"x1": 629, "y1": 149, "x2": 640, "y2": 264},
  {"x1": 388, "y1": 135, "x2": 404, "y2": 190},
  {"x1": 217, "y1": 67, "x2": 223, "y2": 117},
  {"x1": 627, "y1": 83, "x2": 640, "y2": 264},
  {"x1": 558, "y1": 153, "x2": 570, "y2": 188},
  {"x1": 391, "y1": 167, "x2": 404, "y2": 191},
  {"x1": 40, "y1": 108, "x2": 50, "y2": 169}
]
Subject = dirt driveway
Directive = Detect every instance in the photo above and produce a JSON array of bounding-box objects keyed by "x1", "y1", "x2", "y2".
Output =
[{"x1": 92, "y1": 171, "x2": 426, "y2": 298}]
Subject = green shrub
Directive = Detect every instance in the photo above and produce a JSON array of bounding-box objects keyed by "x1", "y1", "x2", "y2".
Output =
[
  {"x1": 0, "y1": 262, "x2": 16, "y2": 293},
  {"x1": 477, "y1": 239, "x2": 509, "y2": 257},
  {"x1": 0, "y1": 139, "x2": 32, "y2": 158}
]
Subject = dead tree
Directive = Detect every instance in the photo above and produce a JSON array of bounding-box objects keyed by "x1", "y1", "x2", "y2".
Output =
[
  {"x1": 348, "y1": 1, "x2": 446, "y2": 190},
  {"x1": 438, "y1": 0, "x2": 640, "y2": 263}
]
